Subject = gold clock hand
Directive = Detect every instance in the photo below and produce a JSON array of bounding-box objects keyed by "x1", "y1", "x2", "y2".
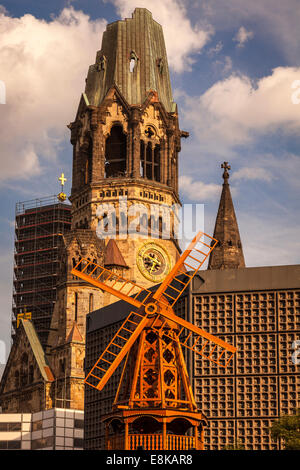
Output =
[
  {"x1": 144, "y1": 254, "x2": 161, "y2": 266},
  {"x1": 147, "y1": 254, "x2": 161, "y2": 265},
  {"x1": 150, "y1": 263, "x2": 157, "y2": 273}
]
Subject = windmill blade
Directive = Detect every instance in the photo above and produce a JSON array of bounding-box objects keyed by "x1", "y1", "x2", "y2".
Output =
[
  {"x1": 71, "y1": 258, "x2": 153, "y2": 309},
  {"x1": 151, "y1": 308, "x2": 236, "y2": 368},
  {"x1": 152, "y1": 231, "x2": 218, "y2": 308},
  {"x1": 85, "y1": 310, "x2": 151, "y2": 391}
]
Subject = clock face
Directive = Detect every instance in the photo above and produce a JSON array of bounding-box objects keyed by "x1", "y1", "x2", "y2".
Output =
[{"x1": 137, "y1": 242, "x2": 171, "y2": 282}]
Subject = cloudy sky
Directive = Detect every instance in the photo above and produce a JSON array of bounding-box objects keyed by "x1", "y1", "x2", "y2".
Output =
[{"x1": 0, "y1": 0, "x2": 300, "y2": 360}]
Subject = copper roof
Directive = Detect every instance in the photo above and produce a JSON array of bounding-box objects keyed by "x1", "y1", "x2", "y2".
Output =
[{"x1": 104, "y1": 239, "x2": 128, "y2": 268}]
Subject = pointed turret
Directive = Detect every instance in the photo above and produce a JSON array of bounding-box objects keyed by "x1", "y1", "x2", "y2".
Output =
[
  {"x1": 66, "y1": 321, "x2": 84, "y2": 343},
  {"x1": 208, "y1": 162, "x2": 245, "y2": 270},
  {"x1": 104, "y1": 239, "x2": 128, "y2": 268}
]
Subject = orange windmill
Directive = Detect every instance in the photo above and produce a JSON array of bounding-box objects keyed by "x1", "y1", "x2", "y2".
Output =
[{"x1": 71, "y1": 231, "x2": 237, "y2": 450}]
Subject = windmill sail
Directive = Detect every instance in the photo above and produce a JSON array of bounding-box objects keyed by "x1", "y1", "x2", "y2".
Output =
[
  {"x1": 85, "y1": 310, "x2": 151, "y2": 390},
  {"x1": 71, "y1": 259, "x2": 153, "y2": 308},
  {"x1": 150, "y1": 309, "x2": 236, "y2": 368},
  {"x1": 153, "y1": 232, "x2": 218, "y2": 308}
]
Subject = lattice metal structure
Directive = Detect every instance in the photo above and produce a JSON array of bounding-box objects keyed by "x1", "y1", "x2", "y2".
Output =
[
  {"x1": 193, "y1": 285, "x2": 300, "y2": 450},
  {"x1": 12, "y1": 196, "x2": 71, "y2": 347}
]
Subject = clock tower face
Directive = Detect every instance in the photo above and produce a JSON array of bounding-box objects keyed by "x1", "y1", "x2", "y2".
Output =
[{"x1": 137, "y1": 242, "x2": 171, "y2": 283}]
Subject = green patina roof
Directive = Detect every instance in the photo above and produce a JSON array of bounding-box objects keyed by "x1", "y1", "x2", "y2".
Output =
[{"x1": 85, "y1": 8, "x2": 175, "y2": 112}]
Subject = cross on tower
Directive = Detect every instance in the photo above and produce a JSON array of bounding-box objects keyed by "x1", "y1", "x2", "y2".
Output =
[
  {"x1": 57, "y1": 173, "x2": 67, "y2": 202},
  {"x1": 221, "y1": 161, "x2": 231, "y2": 181}
]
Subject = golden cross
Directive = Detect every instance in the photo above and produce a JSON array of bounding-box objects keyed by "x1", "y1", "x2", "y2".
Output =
[
  {"x1": 221, "y1": 161, "x2": 231, "y2": 181},
  {"x1": 17, "y1": 310, "x2": 32, "y2": 328},
  {"x1": 59, "y1": 173, "x2": 67, "y2": 186}
]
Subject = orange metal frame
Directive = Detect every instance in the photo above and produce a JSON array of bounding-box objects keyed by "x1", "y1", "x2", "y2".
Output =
[
  {"x1": 71, "y1": 231, "x2": 236, "y2": 392},
  {"x1": 71, "y1": 230, "x2": 237, "y2": 450}
]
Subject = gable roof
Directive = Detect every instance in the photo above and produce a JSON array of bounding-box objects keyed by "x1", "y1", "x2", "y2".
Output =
[{"x1": 21, "y1": 320, "x2": 55, "y2": 382}]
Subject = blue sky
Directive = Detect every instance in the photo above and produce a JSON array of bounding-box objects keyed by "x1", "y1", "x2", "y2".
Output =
[{"x1": 0, "y1": 0, "x2": 300, "y2": 360}]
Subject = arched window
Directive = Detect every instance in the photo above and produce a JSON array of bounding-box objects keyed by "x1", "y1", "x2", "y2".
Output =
[
  {"x1": 129, "y1": 51, "x2": 138, "y2": 73},
  {"x1": 105, "y1": 125, "x2": 127, "y2": 178},
  {"x1": 74, "y1": 293, "x2": 78, "y2": 322},
  {"x1": 140, "y1": 140, "x2": 145, "y2": 177},
  {"x1": 154, "y1": 145, "x2": 160, "y2": 181},
  {"x1": 140, "y1": 141, "x2": 161, "y2": 182},
  {"x1": 89, "y1": 293, "x2": 94, "y2": 313},
  {"x1": 146, "y1": 143, "x2": 152, "y2": 179}
]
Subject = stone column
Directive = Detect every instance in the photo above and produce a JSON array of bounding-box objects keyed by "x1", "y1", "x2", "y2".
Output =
[
  {"x1": 151, "y1": 143, "x2": 155, "y2": 180},
  {"x1": 160, "y1": 138, "x2": 166, "y2": 184},
  {"x1": 95, "y1": 110, "x2": 106, "y2": 179},
  {"x1": 130, "y1": 107, "x2": 141, "y2": 178},
  {"x1": 126, "y1": 127, "x2": 132, "y2": 176},
  {"x1": 166, "y1": 129, "x2": 174, "y2": 186}
]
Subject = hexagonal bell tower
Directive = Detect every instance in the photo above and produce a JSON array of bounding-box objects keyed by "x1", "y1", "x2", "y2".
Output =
[{"x1": 68, "y1": 8, "x2": 188, "y2": 304}]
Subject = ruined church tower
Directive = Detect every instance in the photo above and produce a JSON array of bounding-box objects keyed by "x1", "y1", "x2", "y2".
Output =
[
  {"x1": 68, "y1": 8, "x2": 186, "y2": 291},
  {"x1": 0, "y1": 8, "x2": 187, "y2": 414}
]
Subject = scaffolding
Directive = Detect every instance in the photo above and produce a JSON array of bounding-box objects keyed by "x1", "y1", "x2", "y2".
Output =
[{"x1": 12, "y1": 195, "x2": 71, "y2": 348}]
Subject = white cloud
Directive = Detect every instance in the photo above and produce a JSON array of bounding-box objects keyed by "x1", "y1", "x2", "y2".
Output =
[
  {"x1": 179, "y1": 175, "x2": 220, "y2": 201},
  {"x1": 233, "y1": 26, "x2": 254, "y2": 47},
  {"x1": 231, "y1": 167, "x2": 274, "y2": 182},
  {"x1": 110, "y1": 0, "x2": 212, "y2": 72},
  {"x1": 179, "y1": 67, "x2": 300, "y2": 154},
  {"x1": 0, "y1": 7, "x2": 107, "y2": 182},
  {"x1": 207, "y1": 40, "x2": 223, "y2": 56}
]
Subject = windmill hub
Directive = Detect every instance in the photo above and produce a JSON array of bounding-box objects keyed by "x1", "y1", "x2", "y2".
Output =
[{"x1": 145, "y1": 302, "x2": 158, "y2": 315}]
